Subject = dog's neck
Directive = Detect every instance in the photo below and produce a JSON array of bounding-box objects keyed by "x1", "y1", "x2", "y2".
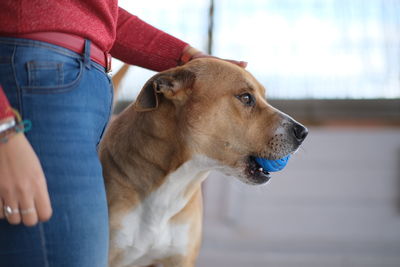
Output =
[{"x1": 102, "y1": 102, "x2": 208, "y2": 202}]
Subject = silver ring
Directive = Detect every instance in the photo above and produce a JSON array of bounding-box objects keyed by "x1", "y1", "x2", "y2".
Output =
[
  {"x1": 21, "y1": 208, "x2": 36, "y2": 215},
  {"x1": 4, "y1": 205, "x2": 19, "y2": 217}
]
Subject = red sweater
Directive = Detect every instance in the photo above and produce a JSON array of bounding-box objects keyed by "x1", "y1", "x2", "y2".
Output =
[{"x1": 0, "y1": 0, "x2": 189, "y2": 119}]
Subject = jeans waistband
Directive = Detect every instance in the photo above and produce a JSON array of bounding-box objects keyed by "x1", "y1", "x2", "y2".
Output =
[{"x1": 1, "y1": 32, "x2": 111, "y2": 72}]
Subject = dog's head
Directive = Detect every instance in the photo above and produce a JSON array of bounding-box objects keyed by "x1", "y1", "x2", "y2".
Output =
[{"x1": 134, "y1": 58, "x2": 308, "y2": 185}]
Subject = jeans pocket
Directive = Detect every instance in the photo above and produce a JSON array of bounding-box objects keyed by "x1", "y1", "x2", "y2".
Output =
[
  {"x1": 27, "y1": 61, "x2": 63, "y2": 87},
  {"x1": 21, "y1": 59, "x2": 83, "y2": 94}
]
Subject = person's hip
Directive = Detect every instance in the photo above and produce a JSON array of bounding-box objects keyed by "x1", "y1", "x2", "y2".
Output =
[{"x1": 0, "y1": 36, "x2": 114, "y2": 146}]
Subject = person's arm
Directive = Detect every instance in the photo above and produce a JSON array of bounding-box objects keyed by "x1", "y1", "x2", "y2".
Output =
[
  {"x1": 110, "y1": 7, "x2": 247, "y2": 72},
  {"x1": 110, "y1": 7, "x2": 187, "y2": 72},
  {"x1": 0, "y1": 86, "x2": 52, "y2": 226}
]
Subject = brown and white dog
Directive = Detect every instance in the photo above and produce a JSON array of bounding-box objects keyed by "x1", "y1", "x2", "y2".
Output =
[{"x1": 99, "y1": 58, "x2": 308, "y2": 267}]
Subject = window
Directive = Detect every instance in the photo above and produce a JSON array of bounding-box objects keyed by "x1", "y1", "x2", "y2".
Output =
[
  {"x1": 214, "y1": 0, "x2": 400, "y2": 99},
  {"x1": 117, "y1": 0, "x2": 400, "y2": 100}
]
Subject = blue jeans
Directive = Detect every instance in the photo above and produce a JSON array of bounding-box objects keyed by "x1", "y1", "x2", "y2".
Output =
[{"x1": 0, "y1": 37, "x2": 113, "y2": 266}]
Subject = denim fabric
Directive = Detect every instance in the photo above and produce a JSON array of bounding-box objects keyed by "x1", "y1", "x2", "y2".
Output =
[{"x1": 0, "y1": 37, "x2": 113, "y2": 267}]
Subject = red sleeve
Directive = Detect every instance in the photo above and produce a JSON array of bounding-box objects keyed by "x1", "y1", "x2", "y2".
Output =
[
  {"x1": 110, "y1": 7, "x2": 188, "y2": 72},
  {"x1": 0, "y1": 86, "x2": 14, "y2": 121}
]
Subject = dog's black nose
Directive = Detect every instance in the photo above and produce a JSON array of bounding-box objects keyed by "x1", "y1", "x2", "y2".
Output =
[{"x1": 293, "y1": 123, "x2": 308, "y2": 143}]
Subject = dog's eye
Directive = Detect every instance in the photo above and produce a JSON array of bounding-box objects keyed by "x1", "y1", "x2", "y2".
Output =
[{"x1": 236, "y1": 93, "x2": 255, "y2": 106}]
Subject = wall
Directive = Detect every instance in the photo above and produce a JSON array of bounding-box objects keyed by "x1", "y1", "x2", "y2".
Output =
[{"x1": 198, "y1": 126, "x2": 400, "y2": 267}]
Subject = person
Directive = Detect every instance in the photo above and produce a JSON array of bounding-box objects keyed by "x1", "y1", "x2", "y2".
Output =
[{"x1": 0, "y1": 1, "x2": 246, "y2": 266}]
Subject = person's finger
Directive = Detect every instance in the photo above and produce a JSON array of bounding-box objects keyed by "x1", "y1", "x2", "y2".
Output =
[
  {"x1": 34, "y1": 179, "x2": 52, "y2": 222},
  {"x1": 3, "y1": 199, "x2": 21, "y2": 225},
  {"x1": 19, "y1": 193, "x2": 38, "y2": 227},
  {"x1": 224, "y1": 59, "x2": 248, "y2": 68},
  {"x1": 0, "y1": 198, "x2": 4, "y2": 219},
  {"x1": 238, "y1": 61, "x2": 248, "y2": 68},
  {"x1": 35, "y1": 197, "x2": 52, "y2": 222}
]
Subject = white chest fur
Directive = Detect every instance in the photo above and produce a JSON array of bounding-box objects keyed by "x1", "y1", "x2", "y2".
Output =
[{"x1": 112, "y1": 155, "x2": 216, "y2": 267}]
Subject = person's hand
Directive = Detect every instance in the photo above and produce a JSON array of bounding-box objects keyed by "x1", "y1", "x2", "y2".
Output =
[
  {"x1": 0, "y1": 133, "x2": 52, "y2": 226},
  {"x1": 182, "y1": 46, "x2": 248, "y2": 68}
]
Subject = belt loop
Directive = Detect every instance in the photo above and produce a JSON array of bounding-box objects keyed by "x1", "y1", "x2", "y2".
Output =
[
  {"x1": 106, "y1": 53, "x2": 112, "y2": 73},
  {"x1": 83, "y1": 39, "x2": 91, "y2": 69}
]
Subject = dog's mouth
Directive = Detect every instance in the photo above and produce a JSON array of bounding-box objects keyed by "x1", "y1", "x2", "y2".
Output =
[{"x1": 243, "y1": 156, "x2": 271, "y2": 185}]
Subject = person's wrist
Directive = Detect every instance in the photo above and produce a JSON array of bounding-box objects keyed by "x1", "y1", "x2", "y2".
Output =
[
  {"x1": 0, "y1": 130, "x2": 23, "y2": 147},
  {"x1": 180, "y1": 46, "x2": 204, "y2": 65},
  {"x1": 0, "y1": 109, "x2": 31, "y2": 145}
]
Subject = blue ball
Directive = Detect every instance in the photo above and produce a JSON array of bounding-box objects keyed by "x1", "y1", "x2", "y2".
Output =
[{"x1": 255, "y1": 155, "x2": 291, "y2": 172}]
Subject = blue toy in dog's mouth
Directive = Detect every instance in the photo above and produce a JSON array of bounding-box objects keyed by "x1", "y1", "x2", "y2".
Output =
[{"x1": 255, "y1": 155, "x2": 291, "y2": 172}]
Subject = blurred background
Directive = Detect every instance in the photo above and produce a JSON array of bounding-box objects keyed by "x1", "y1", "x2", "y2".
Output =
[{"x1": 116, "y1": 0, "x2": 400, "y2": 266}]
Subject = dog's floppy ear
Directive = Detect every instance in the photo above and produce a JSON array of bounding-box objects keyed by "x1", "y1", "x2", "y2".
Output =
[
  {"x1": 134, "y1": 68, "x2": 195, "y2": 112},
  {"x1": 133, "y1": 77, "x2": 159, "y2": 112}
]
